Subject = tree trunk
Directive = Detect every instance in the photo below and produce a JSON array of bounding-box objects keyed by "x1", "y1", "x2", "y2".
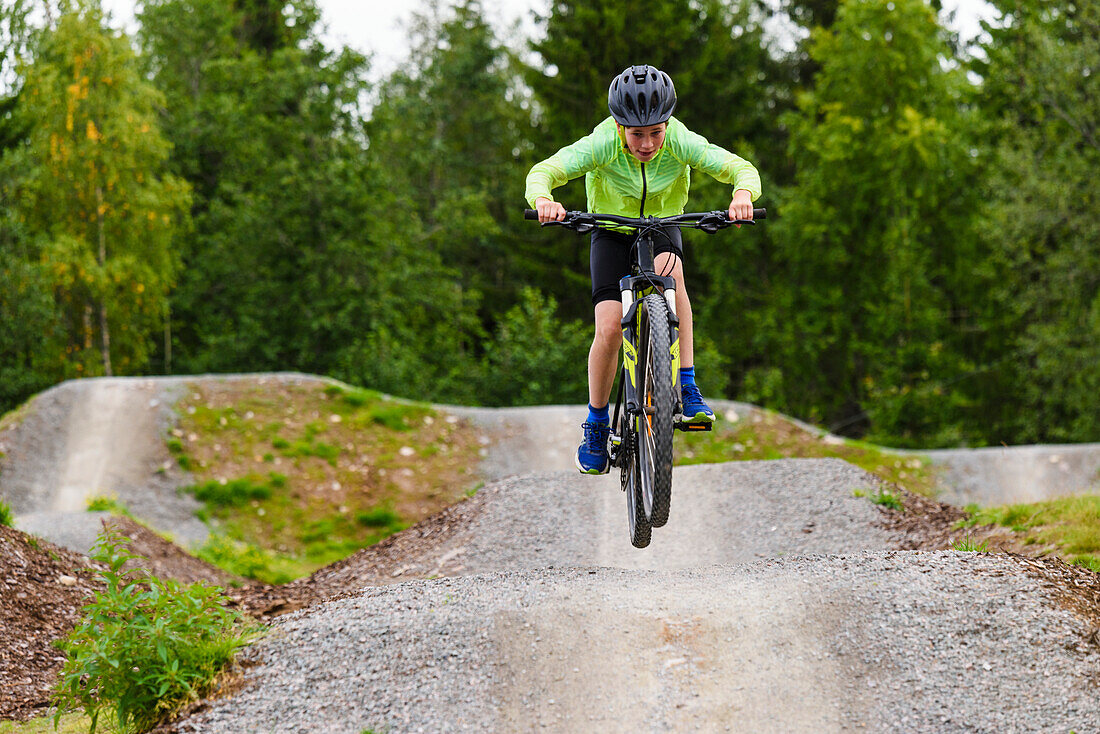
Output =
[
  {"x1": 164, "y1": 300, "x2": 172, "y2": 374},
  {"x1": 96, "y1": 185, "x2": 113, "y2": 376}
]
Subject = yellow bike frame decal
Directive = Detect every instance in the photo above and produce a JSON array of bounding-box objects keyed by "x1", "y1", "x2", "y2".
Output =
[
  {"x1": 623, "y1": 335, "x2": 638, "y2": 387},
  {"x1": 670, "y1": 337, "x2": 680, "y2": 376}
]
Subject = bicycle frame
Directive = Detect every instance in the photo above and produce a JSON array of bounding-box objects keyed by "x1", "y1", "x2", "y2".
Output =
[{"x1": 612, "y1": 227, "x2": 682, "y2": 449}]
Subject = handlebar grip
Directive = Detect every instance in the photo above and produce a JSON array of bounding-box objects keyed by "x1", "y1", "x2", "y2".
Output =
[
  {"x1": 753, "y1": 208, "x2": 767, "y2": 220},
  {"x1": 524, "y1": 209, "x2": 539, "y2": 220}
]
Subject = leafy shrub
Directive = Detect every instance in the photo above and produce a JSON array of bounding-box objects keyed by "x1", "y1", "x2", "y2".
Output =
[
  {"x1": 0, "y1": 500, "x2": 13, "y2": 528},
  {"x1": 53, "y1": 529, "x2": 260, "y2": 732},
  {"x1": 480, "y1": 287, "x2": 590, "y2": 406}
]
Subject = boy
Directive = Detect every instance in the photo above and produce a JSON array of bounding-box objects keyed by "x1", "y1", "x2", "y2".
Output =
[{"x1": 525, "y1": 64, "x2": 761, "y2": 474}]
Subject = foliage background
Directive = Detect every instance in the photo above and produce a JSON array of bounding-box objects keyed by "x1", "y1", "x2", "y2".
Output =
[{"x1": 0, "y1": 0, "x2": 1096, "y2": 447}]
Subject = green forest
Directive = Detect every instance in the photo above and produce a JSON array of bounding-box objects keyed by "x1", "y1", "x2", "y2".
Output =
[{"x1": 0, "y1": 0, "x2": 1096, "y2": 448}]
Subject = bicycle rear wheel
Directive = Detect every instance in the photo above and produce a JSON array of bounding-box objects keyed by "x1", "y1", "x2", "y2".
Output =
[{"x1": 637, "y1": 294, "x2": 675, "y2": 527}]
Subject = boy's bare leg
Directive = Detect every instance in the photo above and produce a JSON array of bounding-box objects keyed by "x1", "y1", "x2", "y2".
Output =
[
  {"x1": 655, "y1": 252, "x2": 692, "y2": 366},
  {"x1": 589, "y1": 300, "x2": 623, "y2": 408}
]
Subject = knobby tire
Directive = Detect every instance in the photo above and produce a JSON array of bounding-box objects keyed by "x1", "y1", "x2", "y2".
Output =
[
  {"x1": 620, "y1": 384, "x2": 651, "y2": 548},
  {"x1": 638, "y1": 294, "x2": 675, "y2": 527}
]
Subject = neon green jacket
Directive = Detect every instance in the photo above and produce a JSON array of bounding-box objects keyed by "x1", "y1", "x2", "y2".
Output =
[{"x1": 524, "y1": 116, "x2": 761, "y2": 217}]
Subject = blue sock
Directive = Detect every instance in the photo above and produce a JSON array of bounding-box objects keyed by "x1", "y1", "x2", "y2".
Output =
[
  {"x1": 587, "y1": 403, "x2": 609, "y2": 425},
  {"x1": 680, "y1": 366, "x2": 696, "y2": 389}
]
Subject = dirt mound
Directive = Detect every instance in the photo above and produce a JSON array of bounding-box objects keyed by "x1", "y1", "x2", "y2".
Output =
[
  {"x1": 0, "y1": 524, "x2": 101, "y2": 721},
  {"x1": 106, "y1": 517, "x2": 236, "y2": 587}
]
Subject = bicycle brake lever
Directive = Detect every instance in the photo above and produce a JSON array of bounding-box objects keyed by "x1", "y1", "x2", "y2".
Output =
[
  {"x1": 696, "y1": 212, "x2": 728, "y2": 233},
  {"x1": 569, "y1": 213, "x2": 597, "y2": 234}
]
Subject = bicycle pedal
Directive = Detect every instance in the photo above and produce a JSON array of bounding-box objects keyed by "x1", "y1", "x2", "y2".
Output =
[{"x1": 675, "y1": 421, "x2": 713, "y2": 432}]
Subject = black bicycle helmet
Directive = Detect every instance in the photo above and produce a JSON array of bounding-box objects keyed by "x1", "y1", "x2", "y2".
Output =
[{"x1": 608, "y1": 65, "x2": 676, "y2": 127}]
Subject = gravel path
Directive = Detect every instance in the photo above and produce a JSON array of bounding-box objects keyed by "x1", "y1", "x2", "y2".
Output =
[
  {"x1": 923, "y1": 443, "x2": 1100, "y2": 506},
  {"x1": 183, "y1": 552, "x2": 1099, "y2": 733},
  {"x1": 180, "y1": 461, "x2": 1100, "y2": 733}
]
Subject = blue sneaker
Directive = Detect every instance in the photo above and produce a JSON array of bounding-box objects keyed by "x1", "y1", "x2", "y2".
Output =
[
  {"x1": 575, "y1": 421, "x2": 611, "y2": 475},
  {"x1": 680, "y1": 383, "x2": 715, "y2": 423}
]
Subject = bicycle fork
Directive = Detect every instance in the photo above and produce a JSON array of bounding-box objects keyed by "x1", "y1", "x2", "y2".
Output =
[{"x1": 609, "y1": 275, "x2": 682, "y2": 467}]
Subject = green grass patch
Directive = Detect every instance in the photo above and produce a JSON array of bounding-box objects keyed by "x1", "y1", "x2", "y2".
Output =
[
  {"x1": 281, "y1": 438, "x2": 341, "y2": 465},
  {"x1": 367, "y1": 402, "x2": 417, "y2": 431},
  {"x1": 952, "y1": 532, "x2": 990, "y2": 552},
  {"x1": 960, "y1": 495, "x2": 1100, "y2": 568},
  {"x1": 0, "y1": 713, "x2": 90, "y2": 733},
  {"x1": 53, "y1": 528, "x2": 260, "y2": 732},
  {"x1": 0, "y1": 500, "x2": 13, "y2": 528},
  {"x1": 186, "y1": 476, "x2": 277, "y2": 508},
  {"x1": 85, "y1": 495, "x2": 134, "y2": 518},
  {"x1": 194, "y1": 534, "x2": 299, "y2": 585},
  {"x1": 356, "y1": 506, "x2": 401, "y2": 528}
]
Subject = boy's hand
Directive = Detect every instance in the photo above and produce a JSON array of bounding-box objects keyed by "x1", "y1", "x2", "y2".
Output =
[
  {"x1": 728, "y1": 189, "x2": 754, "y2": 227},
  {"x1": 535, "y1": 197, "x2": 567, "y2": 223}
]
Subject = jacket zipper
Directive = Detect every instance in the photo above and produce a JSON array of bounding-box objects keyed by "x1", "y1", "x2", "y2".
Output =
[{"x1": 639, "y1": 162, "x2": 647, "y2": 217}]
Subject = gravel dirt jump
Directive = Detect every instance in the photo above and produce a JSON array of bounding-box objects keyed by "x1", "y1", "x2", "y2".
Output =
[{"x1": 2, "y1": 376, "x2": 1099, "y2": 732}]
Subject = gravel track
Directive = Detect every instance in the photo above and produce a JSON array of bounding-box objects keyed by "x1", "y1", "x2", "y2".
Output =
[
  {"x1": 183, "y1": 552, "x2": 1099, "y2": 733},
  {"x1": 180, "y1": 461, "x2": 1100, "y2": 733}
]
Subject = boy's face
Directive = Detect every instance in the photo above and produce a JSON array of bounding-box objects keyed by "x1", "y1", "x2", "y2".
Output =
[{"x1": 621, "y1": 123, "x2": 667, "y2": 162}]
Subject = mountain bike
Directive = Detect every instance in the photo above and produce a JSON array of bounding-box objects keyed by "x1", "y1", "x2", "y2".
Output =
[{"x1": 524, "y1": 207, "x2": 766, "y2": 547}]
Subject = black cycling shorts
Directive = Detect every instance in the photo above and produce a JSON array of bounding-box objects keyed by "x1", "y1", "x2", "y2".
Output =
[{"x1": 590, "y1": 225, "x2": 683, "y2": 306}]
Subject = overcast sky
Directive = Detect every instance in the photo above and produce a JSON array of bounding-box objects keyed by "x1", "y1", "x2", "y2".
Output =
[{"x1": 100, "y1": 0, "x2": 998, "y2": 76}]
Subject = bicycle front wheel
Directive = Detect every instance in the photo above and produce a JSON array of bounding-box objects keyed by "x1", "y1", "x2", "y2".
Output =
[
  {"x1": 619, "y1": 386, "x2": 651, "y2": 549},
  {"x1": 637, "y1": 293, "x2": 675, "y2": 527}
]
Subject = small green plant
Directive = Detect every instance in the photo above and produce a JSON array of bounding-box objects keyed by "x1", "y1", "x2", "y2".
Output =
[
  {"x1": 465, "y1": 481, "x2": 485, "y2": 498},
  {"x1": 952, "y1": 532, "x2": 990, "y2": 552},
  {"x1": 0, "y1": 500, "x2": 13, "y2": 528},
  {"x1": 166, "y1": 437, "x2": 184, "y2": 454},
  {"x1": 851, "y1": 489, "x2": 867, "y2": 498},
  {"x1": 870, "y1": 488, "x2": 903, "y2": 512},
  {"x1": 53, "y1": 528, "x2": 260, "y2": 732}
]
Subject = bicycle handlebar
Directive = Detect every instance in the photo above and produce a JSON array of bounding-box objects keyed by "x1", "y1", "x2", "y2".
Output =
[{"x1": 523, "y1": 207, "x2": 766, "y2": 233}]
